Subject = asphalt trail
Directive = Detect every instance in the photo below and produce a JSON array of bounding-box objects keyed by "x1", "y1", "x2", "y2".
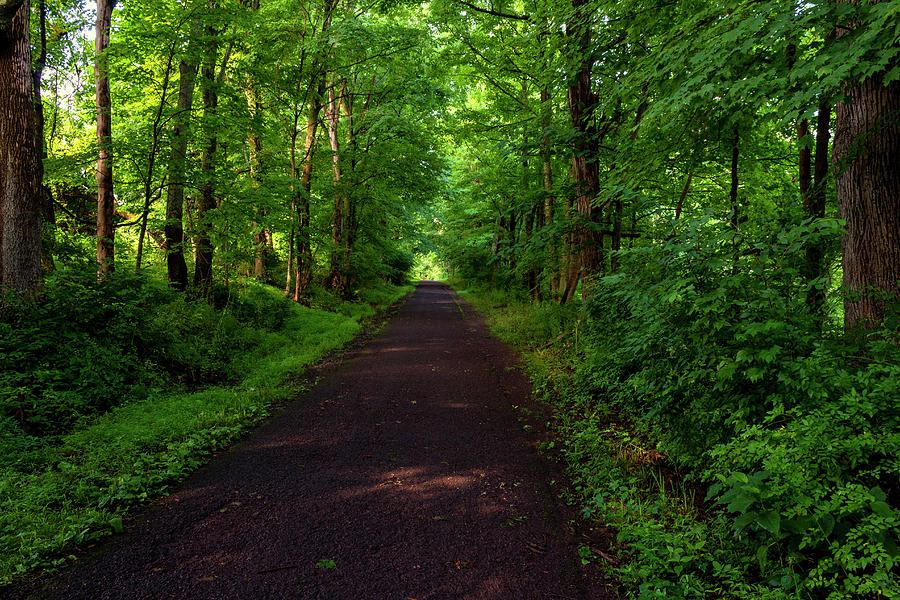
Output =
[{"x1": 12, "y1": 281, "x2": 608, "y2": 600}]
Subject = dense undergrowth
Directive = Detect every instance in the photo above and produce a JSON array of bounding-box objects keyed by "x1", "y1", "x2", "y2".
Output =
[
  {"x1": 0, "y1": 266, "x2": 410, "y2": 583},
  {"x1": 455, "y1": 223, "x2": 899, "y2": 600}
]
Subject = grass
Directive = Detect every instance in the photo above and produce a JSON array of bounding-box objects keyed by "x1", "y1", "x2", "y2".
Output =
[
  {"x1": 453, "y1": 284, "x2": 751, "y2": 599},
  {"x1": 0, "y1": 280, "x2": 412, "y2": 584}
]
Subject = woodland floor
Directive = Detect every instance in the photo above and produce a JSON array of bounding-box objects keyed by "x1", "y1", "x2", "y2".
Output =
[{"x1": 9, "y1": 281, "x2": 611, "y2": 600}]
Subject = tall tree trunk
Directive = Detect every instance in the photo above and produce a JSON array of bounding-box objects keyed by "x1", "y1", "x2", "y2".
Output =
[
  {"x1": 560, "y1": 183, "x2": 580, "y2": 304},
  {"x1": 566, "y1": 0, "x2": 601, "y2": 298},
  {"x1": 833, "y1": 68, "x2": 900, "y2": 331},
  {"x1": 165, "y1": 54, "x2": 199, "y2": 291},
  {"x1": 32, "y1": 0, "x2": 54, "y2": 272},
  {"x1": 523, "y1": 202, "x2": 535, "y2": 294},
  {"x1": 490, "y1": 214, "x2": 502, "y2": 287},
  {"x1": 293, "y1": 79, "x2": 323, "y2": 302},
  {"x1": 507, "y1": 206, "x2": 517, "y2": 273},
  {"x1": 673, "y1": 171, "x2": 692, "y2": 220},
  {"x1": 286, "y1": 104, "x2": 299, "y2": 296},
  {"x1": 609, "y1": 198, "x2": 622, "y2": 273},
  {"x1": 339, "y1": 80, "x2": 358, "y2": 296},
  {"x1": 193, "y1": 23, "x2": 220, "y2": 290},
  {"x1": 0, "y1": 0, "x2": 42, "y2": 299},
  {"x1": 249, "y1": 122, "x2": 267, "y2": 281},
  {"x1": 324, "y1": 76, "x2": 345, "y2": 293},
  {"x1": 520, "y1": 82, "x2": 540, "y2": 300},
  {"x1": 540, "y1": 87, "x2": 557, "y2": 294},
  {"x1": 95, "y1": 0, "x2": 116, "y2": 275},
  {"x1": 245, "y1": 0, "x2": 269, "y2": 282},
  {"x1": 797, "y1": 118, "x2": 811, "y2": 199},
  {"x1": 805, "y1": 102, "x2": 831, "y2": 313},
  {"x1": 729, "y1": 128, "x2": 739, "y2": 231},
  {"x1": 788, "y1": 37, "x2": 831, "y2": 314},
  {"x1": 136, "y1": 45, "x2": 176, "y2": 272},
  {"x1": 292, "y1": 0, "x2": 335, "y2": 300}
]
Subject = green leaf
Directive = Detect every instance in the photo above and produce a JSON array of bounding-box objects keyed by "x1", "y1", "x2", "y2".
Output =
[
  {"x1": 734, "y1": 512, "x2": 756, "y2": 531},
  {"x1": 109, "y1": 518, "x2": 123, "y2": 534},
  {"x1": 316, "y1": 559, "x2": 336, "y2": 569},
  {"x1": 871, "y1": 502, "x2": 893, "y2": 519},
  {"x1": 756, "y1": 544, "x2": 768, "y2": 570},
  {"x1": 727, "y1": 493, "x2": 755, "y2": 514},
  {"x1": 756, "y1": 511, "x2": 781, "y2": 535},
  {"x1": 758, "y1": 345, "x2": 781, "y2": 363},
  {"x1": 816, "y1": 513, "x2": 835, "y2": 537},
  {"x1": 782, "y1": 517, "x2": 813, "y2": 534}
]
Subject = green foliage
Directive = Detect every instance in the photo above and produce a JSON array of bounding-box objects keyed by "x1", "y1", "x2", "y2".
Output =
[
  {"x1": 0, "y1": 267, "x2": 170, "y2": 436},
  {"x1": 0, "y1": 271, "x2": 408, "y2": 583},
  {"x1": 458, "y1": 210, "x2": 900, "y2": 599},
  {"x1": 575, "y1": 218, "x2": 898, "y2": 598}
]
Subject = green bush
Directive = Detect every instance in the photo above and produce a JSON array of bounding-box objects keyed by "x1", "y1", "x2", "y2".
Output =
[
  {"x1": 574, "y1": 217, "x2": 899, "y2": 598},
  {"x1": 460, "y1": 214, "x2": 899, "y2": 599},
  {"x1": 0, "y1": 274, "x2": 409, "y2": 583},
  {"x1": 0, "y1": 267, "x2": 170, "y2": 436}
]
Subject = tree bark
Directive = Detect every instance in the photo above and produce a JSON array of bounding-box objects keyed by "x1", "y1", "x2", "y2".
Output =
[
  {"x1": 165, "y1": 54, "x2": 199, "y2": 291},
  {"x1": 249, "y1": 117, "x2": 268, "y2": 281},
  {"x1": 833, "y1": 68, "x2": 900, "y2": 331},
  {"x1": 293, "y1": 79, "x2": 323, "y2": 301},
  {"x1": 0, "y1": 0, "x2": 42, "y2": 299},
  {"x1": 292, "y1": 0, "x2": 336, "y2": 300},
  {"x1": 797, "y1": 118, "x2": 811, "y2": 199},
  {"x1": 560, "y1": 182, "x2": 580, "y2": 304},
  {"x1": 540, "y1": 87, "x2": 557, "y2": 294},
  {"x1": 324, "y1": 76, "x2": 346, "y2": 293},
  {"x1": 520, "y1": 82, "x2": 539, "y2": 300},
  {"x1": 339, "y1": 79, "x2": 359, "y2": 296},
  {"x1": 805, "y1": 102, "x2": 830, "y2": 313},
  {"x1": 193, "y1": 20, "x2": 220, "y2": 290},
  {"x1": 673, "y1": 171, "x2": 692, "y2": 220},
  {"x1": 32, "y1": 0, "x2": 53, "y2": 272},
  {"x1": 566, "y1": 0, "x2": 601, "y2": 298},
  {"x1": 95, "y1": 0, "x2": 116, "y2": 275},
  {"x1": 245, "y1": 0, "x2": 269, "y2": 282}
]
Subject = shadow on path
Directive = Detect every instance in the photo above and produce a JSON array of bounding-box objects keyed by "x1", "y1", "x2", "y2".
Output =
[{"x1": 11, "y1": 282, "x2": 610, "y2": 600}]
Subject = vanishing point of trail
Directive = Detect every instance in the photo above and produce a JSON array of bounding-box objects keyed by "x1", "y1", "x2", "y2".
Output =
[{"x1": 14, "y1": 282, "x2": 609, "y2": 600}]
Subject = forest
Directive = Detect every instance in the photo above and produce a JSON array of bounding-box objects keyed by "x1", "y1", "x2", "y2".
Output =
[{"x1": 0, "y1": 0, "x2": 898, "y2": 597}]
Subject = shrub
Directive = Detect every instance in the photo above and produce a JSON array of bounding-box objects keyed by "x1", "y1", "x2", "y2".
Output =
[{"x1": 573, "y1": 217, "x2": 899, "y2": 598}]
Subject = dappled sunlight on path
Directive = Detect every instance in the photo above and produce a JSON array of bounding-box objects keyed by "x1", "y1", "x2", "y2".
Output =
[{"x1": 10, "y1": 282, "x2": 609, "y2": 600}]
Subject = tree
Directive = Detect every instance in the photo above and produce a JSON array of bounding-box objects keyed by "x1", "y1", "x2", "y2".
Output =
[
  {"x1": 293, "y1": 77, "x2": 324, "y2": 301},
  {"x1": 165, "y1": 45, "x2": 200, "y2": 291},
  {"x1": 833, "y1": 69, "x2": 900, "y2": 331},
  {"x1": 32, "y1": 0, "x2": 54, "y2": 272},
  {"x1": 0, "y1": 0, "x2": 42, "y2": 299},
  {"x1": 95, "y1": 0, "x2": 115, "y2": 274},
  {"x1": 193, "y1": 3, "x2": 235, "y2": 291},
  {"x1": 564, "y1": 0, "x2": 600, "y2": 300}
]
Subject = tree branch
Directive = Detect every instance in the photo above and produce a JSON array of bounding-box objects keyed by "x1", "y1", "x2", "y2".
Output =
[{"x1": 456, "y1": 0, "x2": 529, "y2": 21}]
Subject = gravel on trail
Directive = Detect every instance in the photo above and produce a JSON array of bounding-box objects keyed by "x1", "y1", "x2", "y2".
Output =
[{"x1": 11, "y1": 281, "x2": 611, "y2": 600}]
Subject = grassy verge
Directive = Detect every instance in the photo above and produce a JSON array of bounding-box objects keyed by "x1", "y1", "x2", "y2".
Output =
[
  {"x1": 0, "y1": 279, "x2": 412, "y2": 584},
  {"x1": 454, "y1": 286, "x2": 791, "y2": 599}
]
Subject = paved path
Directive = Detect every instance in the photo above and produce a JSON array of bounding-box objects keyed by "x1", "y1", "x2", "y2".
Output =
[{"x1": 12, "y1": 282, "x2": 607, "y2": 600}]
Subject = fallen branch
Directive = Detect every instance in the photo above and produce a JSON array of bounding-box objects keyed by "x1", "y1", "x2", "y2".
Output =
[
  {"x1": 591, "y1": 546, "x2": 619, "y2": 566},
  {"x1": 535, "y1": 330, "x2": 574, "y2": 351}
]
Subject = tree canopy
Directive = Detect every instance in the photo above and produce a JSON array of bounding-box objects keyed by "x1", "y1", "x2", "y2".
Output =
[{"x1": 0, "y1": 0, "x2": 898, "y2": 596}]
